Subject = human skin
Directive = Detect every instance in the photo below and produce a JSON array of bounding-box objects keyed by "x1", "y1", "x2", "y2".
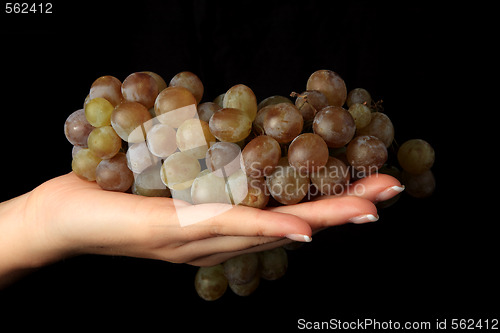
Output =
[{"x1": 0, "y1": 172, "x2": 402, "y2": 287}]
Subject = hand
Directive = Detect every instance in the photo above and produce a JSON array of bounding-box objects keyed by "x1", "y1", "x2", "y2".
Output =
[{"x1": 1, "y1": 172, "x2": 402, "y2": 274}]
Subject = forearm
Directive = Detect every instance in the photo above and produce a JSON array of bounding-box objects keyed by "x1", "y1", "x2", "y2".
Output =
[{"x1": 0, "y1": 192, "x2": 59, "y2": 287}]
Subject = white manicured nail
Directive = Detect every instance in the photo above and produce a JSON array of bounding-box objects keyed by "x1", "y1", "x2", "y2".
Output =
[
  {"x1": 285, "y1": 234, "x2": 312, "y2": 242},
  {"x1": 349, "y1": 214, "x2": 379, "y2": 224}
]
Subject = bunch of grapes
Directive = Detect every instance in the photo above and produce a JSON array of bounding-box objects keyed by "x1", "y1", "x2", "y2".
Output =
[{"x1": 63, "y1": 68, "x2": 435, "y2": 300}]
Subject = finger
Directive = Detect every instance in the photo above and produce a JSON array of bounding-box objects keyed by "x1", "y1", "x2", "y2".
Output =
[
  {"x1": 165, "y1": 235, "x2": 282, "y2": 264},
  {"x1": 343, "y1": 173, "x2": 404, "y2": 202},
  {"x1": 186, "y1": 238, "x2": 291, "y2": 266},
  {"x1": 175, "y1": 203, "x2": 312, "y2": 242},
  {"x1": 268, "y1": 195, "x2": 378, "y2": 230}
]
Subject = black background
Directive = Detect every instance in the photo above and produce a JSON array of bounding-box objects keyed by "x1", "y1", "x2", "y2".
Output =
[{"x1": 0, "y1": 1, "x2": 496, "y2": 330}]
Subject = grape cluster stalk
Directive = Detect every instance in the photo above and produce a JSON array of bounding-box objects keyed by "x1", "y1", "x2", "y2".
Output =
[{"x1": 64, "y1": 69, "x2": 435, "y2": 300}]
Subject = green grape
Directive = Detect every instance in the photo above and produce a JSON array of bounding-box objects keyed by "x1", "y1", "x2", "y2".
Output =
[
  {"x1": 191, "y1": 169, "x2": 231, "y2": 204},
  {"x1": 84, "y1": 97, "x2": 114, "y2": 127},
  {"x1": 72, "y1": 148, "x2": 102, "y2": 181},
  {"x1": 229, "y1": 273, "x2": 260, "y2": 297},
  {"x1": 223, "y1": 253, "x2": 259, "y2": 285},
  {"x1": 258, "y1": 247, "x2": 288, "y2": 281},
  {"x1": 194, "y1": 265, "x2": 228, "y2": 301},
  {"x1": 169, "y1": 71, "x2": 204, "y2": 104},
  {"x1": 161, "y1": 152, "x2": 201, "y2": 190},
  {"x1": 348, "y1": 103, "x2": 372, "y2": 130},
  {"x1": 95, "y1": 152, "x2": 134, "y2": 192},
  {"x1": 397, "y1": 139, "x2": 435, "y2": 174},
  {"x1": 87, "y1": 125, "x2": 122, "y2": 160},
  {"x1": 132, "y1": 164, "x2": 171, "y2": 197},
  {"x1": 306, "y1": 69, "x2": 347, "y2": 107},
  {"x1": 223, "y1": 84, "x2": 258, "y2": 121},
  {"x1": 176, "y1": 119, "x2": 216, "y2": 159}
]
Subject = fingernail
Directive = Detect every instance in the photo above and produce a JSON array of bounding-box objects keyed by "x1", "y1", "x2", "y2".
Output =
[
  {"x1": 375, "y1": 185, "x2": 405, "y2": 202},
  {"x1": 285, "y1": 234, "x2": 312, "y2": 242},
  {"x1": 349, "y1": 214, "x2": 379, "y2": 224}
]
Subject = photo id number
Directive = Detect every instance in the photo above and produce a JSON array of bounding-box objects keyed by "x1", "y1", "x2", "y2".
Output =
[{"x1": 5, "y1": 3, "x2": 53, "y2": 14}]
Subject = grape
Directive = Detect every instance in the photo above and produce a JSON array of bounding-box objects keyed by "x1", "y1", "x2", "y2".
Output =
[
  {"x1": 126, "y1": 141, "x2": 160, "y2": 174},
  {"x1": 194, "y1": 265, "x2": 228, "y2": 301},
  {"x1": 170, "y1": 187, "x2": 193, "y2": 204},
  {"x1": 87, "y1": 125, "x2": 122, "y2": 160},
  {"x1": 266, "y1": 163, "x2": 309, "y2": 205},
  {"x1": 142, "y1": 71, "x2": 168, "y2": 93},
  {"x1": 401, "y1": 169, "x2": 435, "y2": 198},
  {"x1": 197, "y1": 102, "x2": 221, "y2": 123},
  {"x1": 209, "y1": 108, "x2": 252, "y2": 143},
  {"x1": 132, "y1": 164, "x2": 171, "y2": 197},
  {"x1": 169, "y1": 71, "x2": 204, "y2": 104},
  {"x1": 258, "y1": 247, "x2": 287, "y2": 280},
  {"x1": 213, "y1": 93, "x2": 225, "y2": 107},
  {"x1": 226, "y1": 169, "x2": 269, "y2": 208},
  {"x1": 84, "y1": 97, "x2": 114, "y2": 127},
  {"x1": 241, "y1": 135, "x2": 281, "y2": 177},
  {"x1": 223, "y1": 84, "x2": 258, "y2": 121},
  {"x1": 252, "y1": 104, "x2": 272, "y2": 135},
  {"x1": 357, "y1": 112, "x2": 394, "y2": 147},
  {"x1": 191, "y1": 169, "x2": 231, "y2": 204},
  {"x1": 263, "y1": 103, "x2": 303, "y2": 144},
  {"x1": 310, "y1": 156, "x2": 350, "y2": 195},
  {"x1": 223, "y1": 253, "x2": 259, "y2": 285},
  {"x1": 111, "y1": 101, "x2": 152, "y2": 142},
  {"x1": 72, "y1": 145, "x2": 84, "y2": 158},
  {"x1": 348, "y1": 103, "x2": 372, "y2": 130},
  {"x1": 89, "y1": 75, "x2": 123, "y2": 107},
  {"x1": 121, "y1": 72, "x2": 159, "y2": 109},
  {"x1": 146, "y1": 123, "x2": 177, "y2": 158},
  {"x1": 346, "y1": 88, "x2": 372, "y2": 108},
  {"x1": 176, "y1": 119, "x2": 216, "y2": 159},
  {"x1": 72, "y1": 148, "x2": 102, "y2": 181},
  {"x1": 96, "y1": 152, "x2": 134, "y2": 192},
  {"x1": 397, "y1": 139, "x2": 435, "y2": 174},
  {"x1": 257, "y1": 95, "x2": 292, "y2": 110},
  {"x1": 161, "y1": 151, "x2": 201, "y2": 190},
  {"x1": 288, "y1": 133, "x2": 329, "y2": 174},
  {"x1": 306, "y1": 69, "x2": 347, "y2": 107},
  {"x1": 293, "y1": 90, "x2": 328, "y2": 122},
  {"x1": 346, "y1": 135, "x2": 388, "y2": 176},
  {"x1": 154, "y1": 86, "x2": 197, "y2": 128},
  {"x1": 229, "y1": 273, "x2": 260, "y2": 296},
  {"x1": 64, "y1": 109, "x2": 94, "y2": 147},
  {"x1": 313, "y1": 106, "x2": 355, "y2": 148},
  {"x1": 205, "y1": 142, "x2": 242, "y2": 178}
]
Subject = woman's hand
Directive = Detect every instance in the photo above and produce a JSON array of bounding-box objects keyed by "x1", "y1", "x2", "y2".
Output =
[{"x1": 0, "y1": 171, "x2": 402, "y2": 279}]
